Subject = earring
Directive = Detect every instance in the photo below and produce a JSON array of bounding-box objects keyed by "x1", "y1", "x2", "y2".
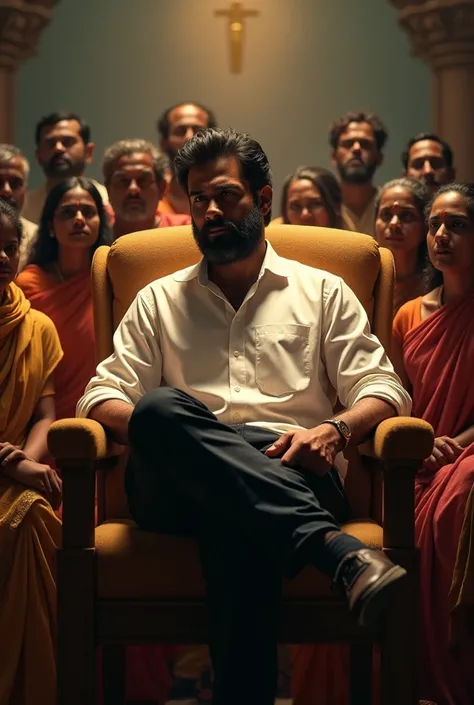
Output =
[{"x1": 49, "y1": 230, "x2": 55, "y2": 239}]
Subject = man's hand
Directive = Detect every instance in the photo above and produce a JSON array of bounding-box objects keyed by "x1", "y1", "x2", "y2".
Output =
[
  {"x1": 3, "y1": 458, "x2": 62, "y2": 510},
  {"x1": 423, "y1": 436, "x2": 464, "y2": 474},
  {"x1": 264, "y1": 423, "x2": 345, "y2": 476},
  {"x1": 0, "y1": 442, "x2": 30, "y2": 468}
]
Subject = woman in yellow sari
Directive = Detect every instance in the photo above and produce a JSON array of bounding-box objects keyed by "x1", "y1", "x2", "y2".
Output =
[{"x1": 0, "y1": 198, "x2": 63, "y2": 705}]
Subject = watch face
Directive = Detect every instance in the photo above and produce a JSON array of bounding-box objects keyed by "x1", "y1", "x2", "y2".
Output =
[{"x1": 339, "y1": 420, "x2": 351, "y2": 438}]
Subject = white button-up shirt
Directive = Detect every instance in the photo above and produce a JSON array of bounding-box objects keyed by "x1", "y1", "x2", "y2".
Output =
[{"x1": 77, "y1": 242, "x2": 411, "y2": 473}]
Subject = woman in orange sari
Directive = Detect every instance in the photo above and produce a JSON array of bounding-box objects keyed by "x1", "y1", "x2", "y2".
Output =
[
  {"x1": 16, "y1": 177, "x2": 112, "y2": 420},
  {"x1": 391, "y1": 183, "x2": 474, "y2": 705},
  {"x1": 375, "y1": 177, "x2": 431, "y2": 313},
  {"x1": 0, "y1": 198, "x2": 63, "y2": 705}
]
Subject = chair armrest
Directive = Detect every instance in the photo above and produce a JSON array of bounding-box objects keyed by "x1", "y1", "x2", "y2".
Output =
[
  {"x1": 364, "y1": 417, "x2": 434, "y2": 549},
  {"x1": 373, "y1": 416, "x2": 434, "y2": 462},
  {"x1": 48, "y1": 418, "x2": 123, "y2": 462}
]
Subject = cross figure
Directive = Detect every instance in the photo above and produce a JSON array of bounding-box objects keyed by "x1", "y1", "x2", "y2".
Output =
[{"x1": 214, "y1": 1, "x2": 260, "y2": 73}]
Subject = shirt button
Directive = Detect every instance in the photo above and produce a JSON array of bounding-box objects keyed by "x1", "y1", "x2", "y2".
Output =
[
  {"x1": 234, "y1": 386, "x2": 241, "y2": 392},
  {"x1": 233, "y1": 351, "x2": 240, "y2": 357}
]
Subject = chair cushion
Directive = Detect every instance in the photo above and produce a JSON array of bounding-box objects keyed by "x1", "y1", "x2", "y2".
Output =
[
  {"x1": 107, "y1": 225, "x2": 381, "y2": 327},
  {"x1": 95, "y1": 519, "x2": 383, "y2": 600}
]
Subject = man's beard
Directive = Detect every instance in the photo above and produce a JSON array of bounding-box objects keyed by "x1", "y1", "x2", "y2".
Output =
[
  {"x1": 192, "y1": 204, "x2": 263, "y2": 265},
  {"x1": 0, "y1": 194, "x2": 18, "y2": 210},
  {"x1": 419, "y1": 174, "x2": 445, "y2": 194},
  {"x1": 337, "y1": 160, "x2": 377, "y2": 184},
  {"x1": 42, "y1": 154, "x2": 86, "y2": 179}
]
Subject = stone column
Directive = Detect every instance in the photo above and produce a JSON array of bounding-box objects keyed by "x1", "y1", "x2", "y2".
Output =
[
  {"x1": 0, "y1": 1, "x2": 59, "y2": 143},
  {"x1": 390, "y1": 0, "x2": 474, "y2": 182}
]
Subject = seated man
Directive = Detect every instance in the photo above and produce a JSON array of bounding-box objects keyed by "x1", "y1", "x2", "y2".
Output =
[
  {"x1": 103, "y1": 138, "x2": 191, "y2": 239},
  {"x1": 77, "y1": 128, "x2": 412, "y2": 705},
  {"x1": 0, "y1": 144, "x2": 37, "y2": 268}
]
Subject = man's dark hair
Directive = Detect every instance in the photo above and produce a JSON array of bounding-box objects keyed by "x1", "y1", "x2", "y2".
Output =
[
  {"x1": 329, "y1": 111, "x2": 388, "y2": 151},
  {"x1": 0, "y1": 197, "x2": 22, "y2": 242},
  {"x1": 35, "y1": 112, "x2": 91, "y2": 146},
  {"x1": 174, "y1": 127, "x2": 273, "y2": 225},
  {"x1": 156, "y1": 102, "x2": 217, "y2": 140},
  {"x1": 401, "y1": 133, "x2": 454, "y2": 170}
]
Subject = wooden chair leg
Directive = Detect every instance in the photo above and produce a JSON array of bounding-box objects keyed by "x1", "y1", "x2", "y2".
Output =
[
  {"x1": 102, "y1": 644, "x2": 126, "y2": 705},
  {"x1": 57, "y1": 549, "x2": 96, "y2": 705},
  {"x1": 380, "y1": 549, "x2": 419, "y2": 705},
  {"x1": 350, "y1": 642, "x2": 373, "y2": 705}
]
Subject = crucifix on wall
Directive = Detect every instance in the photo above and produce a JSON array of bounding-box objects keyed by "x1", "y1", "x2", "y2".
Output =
[{"x1": 214, "y1": 1, "x2": 260, "y2": 74}]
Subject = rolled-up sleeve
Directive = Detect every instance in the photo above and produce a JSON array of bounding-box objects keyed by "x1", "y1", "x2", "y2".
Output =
[
  {"x1": 76, "y1": 289, "x2": 163, "y2": 418},
  {"x1": 321, "y1": 278, "x2": 412, "y2": 416}
]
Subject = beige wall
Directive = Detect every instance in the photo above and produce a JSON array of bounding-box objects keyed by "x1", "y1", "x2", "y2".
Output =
[{"x1": 17, "y1": 0, "x2": 430, "y2": 210}]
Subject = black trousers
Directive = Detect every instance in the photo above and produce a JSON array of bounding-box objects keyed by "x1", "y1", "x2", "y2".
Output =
[{"x1": 126, "y1": 387, "x2": 351, "y2": 705}]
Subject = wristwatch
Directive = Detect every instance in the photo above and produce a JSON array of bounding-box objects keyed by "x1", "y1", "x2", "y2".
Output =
[{"x1": 320, "y1": 418, "x2": 352, "y2": 448}]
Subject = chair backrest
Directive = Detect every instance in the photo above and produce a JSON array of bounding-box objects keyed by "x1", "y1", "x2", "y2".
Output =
[{"x1": 92, "y1": 224, "x2": 394, "y2": 520}]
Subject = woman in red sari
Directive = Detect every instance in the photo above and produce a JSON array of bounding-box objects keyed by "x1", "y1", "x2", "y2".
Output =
[
  {"x1": 391, "y1": 183, "x2": 474, "y2": 705},
  {"x1": 16, "y1": 177, "x2": 112, "y2": 420},
  {"x1": 17, "y1": 178, "x2": 173, "y2": 705}
]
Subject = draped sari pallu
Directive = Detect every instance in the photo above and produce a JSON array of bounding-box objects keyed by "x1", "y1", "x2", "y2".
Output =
[
  {"x1": 0, "y1": 283, "x2": 63, "y2": 705},
  {"x1": 292, "y1": 295, "x2": 474, "y2": 705},
  {"x1": 15, "y1": 270, "x2": 175, "y2": 704},
  {"x1": 402, "y1": 292, "x2": 474, "y2": 705},
  {"x1": 16, "y1": 266, "x2": 97, "y2": 421}
]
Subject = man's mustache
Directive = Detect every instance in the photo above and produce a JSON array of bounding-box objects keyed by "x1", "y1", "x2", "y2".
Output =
[
  {"x1": 124, "y1": 196, "x2": 145, "y2": 204},
  {"x1": 0, "y1": 195, "x2": 17, "y2": 208},
  {"x1": 48, "y1": 154, "x2": 72, "y2": 167}
]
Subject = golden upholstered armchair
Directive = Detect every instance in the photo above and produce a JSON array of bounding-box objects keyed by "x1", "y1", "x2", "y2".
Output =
[{"x1": 48, "y1": 224, "x2": 434, "y2": 705}]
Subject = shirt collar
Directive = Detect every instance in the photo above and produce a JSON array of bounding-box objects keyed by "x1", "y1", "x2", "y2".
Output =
[{"x1": 172, "y1": 240, "x2": 292, "y2": 283}]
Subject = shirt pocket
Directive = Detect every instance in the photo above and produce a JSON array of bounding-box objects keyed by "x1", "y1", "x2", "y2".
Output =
[{"x1": 254, "y1": 324, "x2": 311, "y2": 397}]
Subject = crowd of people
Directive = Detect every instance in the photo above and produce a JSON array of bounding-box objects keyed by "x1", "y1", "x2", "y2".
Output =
[{"x1": 0, "y1": 103, "x2": 472, "y2": 705}]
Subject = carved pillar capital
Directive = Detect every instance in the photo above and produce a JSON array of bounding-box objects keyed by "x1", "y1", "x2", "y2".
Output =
[
  {"x1": 390, "y1": 0, "x2": 474, "y2": 68},
  {"x1": 0, "y1": 0, "x2": 59, "y2": 69},
  {"x1": 390, "y1": 0, "x2": 474, "y2": 181}
]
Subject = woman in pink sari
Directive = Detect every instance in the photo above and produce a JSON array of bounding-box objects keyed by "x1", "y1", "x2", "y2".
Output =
[{"x1": 391, "y1": 183, "x2": 474, "y2": 705}]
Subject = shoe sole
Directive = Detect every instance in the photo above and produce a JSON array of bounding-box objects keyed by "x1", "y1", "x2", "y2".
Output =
[{"x1": 356, "y1": 565, "x2": 407, "y2": 628}]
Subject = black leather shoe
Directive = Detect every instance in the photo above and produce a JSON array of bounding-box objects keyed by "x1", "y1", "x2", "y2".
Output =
[{"x1": 334, "y1": 548, "x2": 407, "y2": 627}]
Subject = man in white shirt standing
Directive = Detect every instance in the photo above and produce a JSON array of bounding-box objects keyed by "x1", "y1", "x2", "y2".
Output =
[
  {"x1": 22, "y1": 112, "x2": 109, "y2": 225},
  {"x1": 77, "y1": 128, "x2": 412, "y2": 705}
]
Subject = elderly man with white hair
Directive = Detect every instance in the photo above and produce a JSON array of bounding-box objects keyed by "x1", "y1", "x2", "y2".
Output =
[{"x1": 0, "y1": 144, "x2": 37, "y2": 269}]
